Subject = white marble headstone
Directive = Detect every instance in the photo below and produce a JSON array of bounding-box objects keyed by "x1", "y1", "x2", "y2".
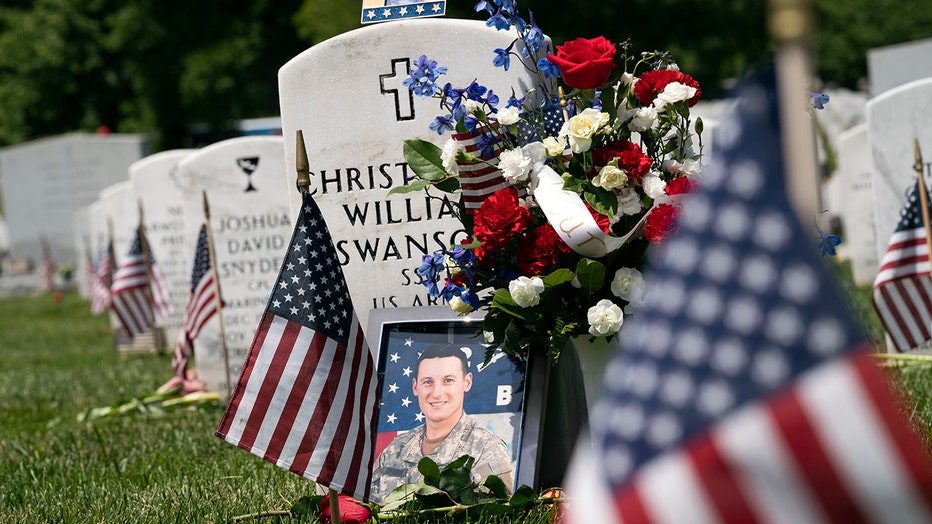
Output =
[
  {"x1": 0, "y1": 134, "x2": 145, "y2": 265},
  {"x1": 836, "y1": 124, "x2": 879, "y2": 285},
  {"x1": 278, "y1": 18, "x2": 546, "y2": 338},
  {"x1": 868, "y1": 38, "x2": 932, "y2": 97},
  {"x1": 866, "y1": 78, "x2": 932, "y2": 264},
  {"x1": 130, "y1": 149, "x2": 195, "y2": 346},
  {"x1": 174, "y1": 136, "x2": 291, "y2": 396},
  {"x1": 72, "y1": 205, "x2": 92, "y2": 297}
]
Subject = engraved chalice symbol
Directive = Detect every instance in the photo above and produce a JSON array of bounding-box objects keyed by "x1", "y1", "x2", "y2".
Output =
[{"x1": 237, "y1": 156, "x2": 260, "y2": 192}]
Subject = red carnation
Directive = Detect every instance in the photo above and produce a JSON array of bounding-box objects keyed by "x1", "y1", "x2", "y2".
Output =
[
  {"x1": 633, "y1": 69, "x2": 702, "y2": 107},
  {"x1": 586, "y1": 203, "x2": 612, "y2": 235},
  {"x1": 547, "y1": 36, "x2": 617, "y2": 90},
  {"x1": 473, "y1": 187, "x2": 532, "y2": 256},
  {"x1": 592, "y1": 140, "x2": 652, "y2": 184},
  {"x1": 665, "y1": 176, "x2": 699, "y2": 195},
  {"x1": 517, "y1": 223, "x2": 572, "y2": 276},
  {"x1": 644, "y1": 203, "x2": 680, "y2": 244}
]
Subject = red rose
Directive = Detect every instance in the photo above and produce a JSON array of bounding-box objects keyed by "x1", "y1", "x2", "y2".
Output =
[
  {"x1": 644, "y1": 203, "x2": 680, "y2": 244},
  {"x1": 517, "y1": 223, "x2": 572, "y2": 276},
  {"x1": 546, "y1": 36, "x2": 617, "y2": 90},
  {"x1": 592, "y1": 140, "x2": 652, "y2": 184},
  {"x1": 633, "y1": 69, "x2": 702, "y2": 107},
  {"x1": 473, "y1": 187, "x2": 532, "y2": 256},
  {"x1": 665, "y1": 176, "x2": 699, "y2": 195}
]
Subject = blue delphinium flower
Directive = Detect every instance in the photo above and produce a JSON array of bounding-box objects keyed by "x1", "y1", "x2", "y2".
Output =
[
  {"x1": 460, "y1": 289, "x2": 480, "y2": 310},
  {"x1": 449, "y1": 245, "x2": 477, "y2": 268},
  {"x1": 477, "y1": 132, "x2": 498, "y2": 158},
  {"x1": 816, "y1": 226, "x2": 841, "y2": 257},
  {"x1": 403, "y1": 55, "x2": 447, "y2": 99},
  {"x1": 537, "y1": 57, "x2": 561, "y2": 79},
  {"x1": 429, "y1": 114, "x2": 455, "y2": 135},
  {"x1": 493, "y1": 41, "x2": 515, "y2": 70},
  {"x1": 486, "y1": 8, "x2": 511, "y2": 31},
  {"x1": 808, "y1": 92, "x2": 830, "y2": 110},
  {"x1": 416, "y1": 252, "x2": 445, "y2": 295},
  {"x1": 521, "y1": 12, "x2": 545, "y2": 56}
]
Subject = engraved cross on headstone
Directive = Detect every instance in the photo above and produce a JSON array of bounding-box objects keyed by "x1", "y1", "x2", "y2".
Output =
[{"x1": 380, "y1": 58, "x2": 416, "y2": 122}]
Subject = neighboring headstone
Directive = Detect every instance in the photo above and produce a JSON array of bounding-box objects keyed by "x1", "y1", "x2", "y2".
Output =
[
  {"x1": 836, "y1": 124, "x2": 879, "y2": 285},
  {"x1": 174, "y1": 136, "x2": 291, "y2": 396},
  {"x1": 0, "y1": 134, "x2": 146, "y2": 265},
  {"x1": 130, "y1": 149, "x2": 196, "y2": 346},
  {"x1": 866, "y1": 78, "x2": 932, "y2": 264},
  {"x1": 278, "y1": 18, "x2": 545, "y2": 338},
  {"x1": 868, "y1": 38, "x2": 932, "y2": 97}
]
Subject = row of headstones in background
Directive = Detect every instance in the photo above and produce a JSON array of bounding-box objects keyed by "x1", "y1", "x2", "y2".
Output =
[{"x1": 0, "y1": 134, "x2": 147, "y2": 266}]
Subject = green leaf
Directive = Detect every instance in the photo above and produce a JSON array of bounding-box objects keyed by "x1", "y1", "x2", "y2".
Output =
[
  {"x1": 561, "y1": 172, "x2": 586, "y2": 193},
  {"x1": 433, "y1": 176, "x2": 461, "y2": 193},
  {"x1": 491, "y1": 289, "x2": 543, "y2": 322},
  {"x1": 542, "y1": 268, "x2": 574, "y2": 287},
  {"x1": 438, "y1": 455, "x2": 477, "y2": 504},
  {"x1": 583, "y1": 185, "x2": 618, "y2": 217},
  {"x1": 508, "y1": 484, "x2": 539, "y2": 510},
  {"x1": 481, "y1": 474, "x2": 509, "y2": 499},
  {"x1": 387, "y1": 178, "x2": 432, "y2": 196},
  {"x1": 289, "y1": 494, "x2": 324, "y2": 518},
  {"x1": 467, "y1": 502, "x2": 513, "y2": 519},
  {"x1": 575, "y1": 258, "x2": 606, "y2": 294},
  {"x1": 403, "y1": 139, "x2": 447, "y2": 181},
  {"x1": 417, "y1": 456, "x2": 441, "y2": 487},
  {"x1": 381, "y1": 483, "x2": 419, "y2": 511}
]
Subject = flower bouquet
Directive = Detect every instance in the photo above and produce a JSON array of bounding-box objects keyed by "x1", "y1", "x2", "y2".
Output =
[{"x1": 390, "y1": 0, "x2": 704, "y2": 363}]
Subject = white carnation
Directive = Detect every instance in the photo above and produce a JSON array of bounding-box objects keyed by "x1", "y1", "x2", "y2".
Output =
[
  {"x1": 619, "y1": 72, "x2": 635, "y2": 87},
  {"x1": 663, "y1": 158, "x2": 701, "y2": 177},
  {"x1": 509, "y1": 276, "x2": 545, "y2": 308},
  {"x1": 617, "y1": 188, "x2": 642, "y2": 216},
  {"x1": 587, "y1": 299, "x2": 624, "y2": 337},
  {"x1": 642, "y1": 172, "x2": 667, "y2": 199},
  {"x1": 653, "y1": 82, "x2": 697, "y2": 112},
  {"x1": 498, "y1": 147, "x2": 532, "y2": 184},
  {"x1": 611, "y1": 267, "x2": 645, "y2": 305},
  {"x1": 464, "y1": 99, "x2": 484, "y2": 114},
  {"x1": 496, "y1": 106, "x2": 521, "y2": 125},
  {"x1": 440, "y1": 138, "x2": 463, "y2": 175},
  {"x1": 628, "y1": 106, "x2": 658, "y2": 132}
]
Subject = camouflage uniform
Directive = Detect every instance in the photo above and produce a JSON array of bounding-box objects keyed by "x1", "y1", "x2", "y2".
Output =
[{"x1": 370, "y1": 414, "x2": 514, "y2": 502}]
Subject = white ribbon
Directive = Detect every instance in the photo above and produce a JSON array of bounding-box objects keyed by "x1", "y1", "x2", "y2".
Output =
[{"x1": 529, "y1": 164, "x2": 654, "y2": 258}]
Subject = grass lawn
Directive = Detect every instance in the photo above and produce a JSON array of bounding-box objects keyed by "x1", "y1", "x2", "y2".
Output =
[{"x1": 1, "y1": 261, "x2": 931, "y2": 522}]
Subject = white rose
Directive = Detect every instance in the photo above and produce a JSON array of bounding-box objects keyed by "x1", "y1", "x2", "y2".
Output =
[
  {"x1": 498, "y1": 147, "x2": 532, "y2": 184},
  {"x1": 463, "y1": 99, "x2": 484, "y2": 114},
  {"x1": 628, "y1": 106, "x2": 658, "y2": 132},
  {"x1": 509, "y1": 276, "x2": 545, "y2": 308},
  {"x1": 653, "y1": 82, "x2": 697, "y2": 112},
  {"x1": 449, "y1": 296, "x2": 473, "y2": 314},
  {"x1": 587, "y1": 299, "x2": 624, "y2": 336},
  {"x1": 440, "y1": 138, "x2": 463, "y2": 175},
  {"x1": 611, "y1": 267, "x2": 645, "y2": 305},
  {"x1": 495, "y1": 106, "x2": 521, "y2": 125},
  {"x1": 592, "y1": 164, "x2": 628, "y2": 190},
  {"x1": 559, "y1": 108, "x2": 610, "y2": 153},
  {"x1": 542, "y1": 136, "x2": 566, "y2": 157},
  {"x1": 617, "y1": 188, "x2": 642, "y2": 216},
  {"x1": 642, "y1": 172, "x2": 667, "y2": 199}
]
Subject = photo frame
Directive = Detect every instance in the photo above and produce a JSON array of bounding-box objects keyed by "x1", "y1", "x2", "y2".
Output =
[
  {"x1": 360, "y1": 0, "x2": 447, "y2": 24},
  {"x1": 367, "y1": 306, "x2": 540, "y2": 492}
]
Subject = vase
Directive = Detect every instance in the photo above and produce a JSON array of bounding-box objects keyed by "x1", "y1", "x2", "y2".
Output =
[{"x1": 567, "y1": 335, "x2": 617, "y2": 411}]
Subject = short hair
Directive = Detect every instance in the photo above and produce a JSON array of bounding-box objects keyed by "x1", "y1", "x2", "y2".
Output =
[{"x1": 415, "y1": 344, "x2": 469, "y2": 377}]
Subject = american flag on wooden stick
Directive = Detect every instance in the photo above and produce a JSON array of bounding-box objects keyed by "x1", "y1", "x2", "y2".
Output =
[
  {"x1": 872, "y1": 180, "x2": 932, "y2": 352},
  {"x1": 90, "y1": 241, "x2": 115, "y2": 316},
  {"x1": 216, "y1": 190, "x2": 378, "y2": 501},
  {"x1": 38, "y1": 237, "x2": 56, "y2": 293},
  {"x1": 172, "y1": 224, "x2": 219, "y2": 377},
  {"x1": 566, "y1": 71, "x2": 932, "y2": 523},
  {"x1": 452, "y1": 126, "x2": 509, "y2": 213},
  {"x1": 111, "y1": 227, "x2": 173, "y2": 336}
]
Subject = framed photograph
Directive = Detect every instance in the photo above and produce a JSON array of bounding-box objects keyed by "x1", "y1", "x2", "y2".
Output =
[
  {"x1": 361, "y1": 0, "x2": 447, "y2": 24},
  {"x1": 367, "y1": 306, "x2": 539, "y2": 495}
]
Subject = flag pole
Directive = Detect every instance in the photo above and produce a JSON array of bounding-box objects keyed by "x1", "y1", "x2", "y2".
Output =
[
  {"x1": 768, "y1": 0, "x2": 822, "y2": 221},
  {"x1": 295, "y1": 129, "x2": 341, "y2": 523},
  {"x1": 137, "y1": 200, "x2": 160, "y2": 351},
  {"x1": 202, "y1": 190, "x2": 232, "y2": 399},
  {"x1": 914, "y1": 140, "x2": 932, "y2": 289}
]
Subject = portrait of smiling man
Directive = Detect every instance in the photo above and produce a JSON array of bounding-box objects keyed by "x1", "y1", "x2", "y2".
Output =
[{"x1": 370, "y1": 344, "x2": 514, "y2": 502}]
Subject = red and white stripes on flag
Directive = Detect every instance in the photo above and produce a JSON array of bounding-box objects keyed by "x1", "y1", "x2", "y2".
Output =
[
  {"x1": 111, "y1": 227, "x2": 173, "y2": 336},
  {"x1": 39, "y1": 250, "x2": 56, "y2": 293},
  {"x1": 872, "y1": 181, "x2": 932, "y2": 352},
  {"x1": 172, "y1": 224, "x2": 219, "y2": 377},
  {"x1": 217, "y1": 190, "x2": 377, "y2": 501},
  {"x1": 90, "y1": 242, "x2": 115, "y2": 316},
  {"x1": 452, "y1": 126, "x2": 509, "y2": 213}
]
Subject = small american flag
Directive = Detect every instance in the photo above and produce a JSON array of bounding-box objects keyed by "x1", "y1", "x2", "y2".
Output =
[
  {"x1": 216, "y1": 190, "x2": 378, "y2": 501},
  {"x1": 452, "y1": 126, "x2": 509, "y2": 213},
  {"x1": 567, "y1": 71, "x2": 932, "y2": 523},
  {"x1": 872, "y1": 181, "x2": 932, "y2": 352},
  {"x1": 90, "y1": 241, "x2": 115, "y2": 316},
  {"x1": 111, "y1": 227, "x2": 173, "y2": 336},
  {"x1": 172, "y1": 224, "x2": 219, "y2": 377}
]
